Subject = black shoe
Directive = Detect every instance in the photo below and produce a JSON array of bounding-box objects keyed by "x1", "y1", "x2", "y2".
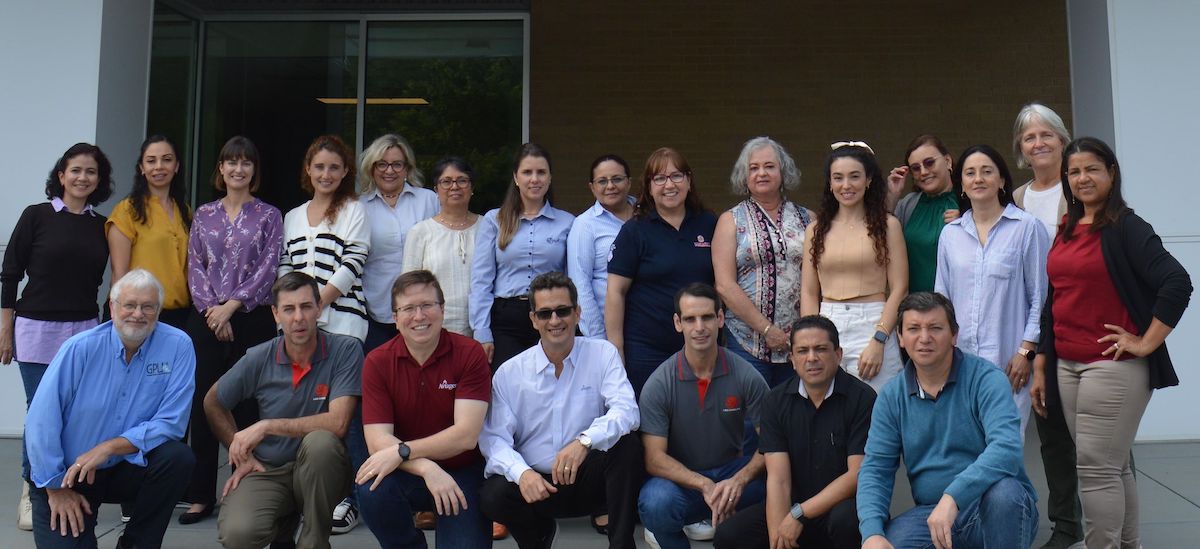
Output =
[
  {"x1": 590, "y1": 514, "x2": 608, "y2": 536},
  {"x1": 178, "y1": 504, "x2": 214, "y2": 525}
]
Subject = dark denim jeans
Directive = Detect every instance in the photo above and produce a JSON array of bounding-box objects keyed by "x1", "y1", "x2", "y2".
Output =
[
  {"x1": 358, "y1": 461, "x2": 490, "y2": 549},
  {"x1": 638, "y1": 454, "x2": 766, "y2": 549},
  {"x1": 18, "y1": 360, "x2": 49, "y2": 481}
]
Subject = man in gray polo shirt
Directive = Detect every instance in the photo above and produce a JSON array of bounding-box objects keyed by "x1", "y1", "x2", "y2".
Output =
[
  {"x1": 204, "y1": 272, "x2": 362, "y2": 549},
  {"x1": 638, "y1": 283, "x2": 768, "y2": 549}
]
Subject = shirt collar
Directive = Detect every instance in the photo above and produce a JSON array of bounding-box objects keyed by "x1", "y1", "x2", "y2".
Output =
[
  {"x1": 274, "y1": 331, "x2": 330, "y2": 365},
  {"x1": 904, "y1": 347, "x2": 963, "y2": 399},
  {"x1": 531, "y1": 201, "x2": 558, "y2": 220},
  {"x1": 366, "y1": 183, "x2": 417, "y2": 202},
  {"x1": 108, "y1": 320, "x2": 155, "y2": 362},
  {"x1": 674, "y1": 348, "x2": 731, "y2": 381},
  {"x1": 50, "y1": 197, "x2": 96, "y2": 216},
  {"x1": 647, "y1": 206, "x2": 697, "y2": 225},
  {"x1": 587, "y1": 196, "x2": 636, "y2": 220},
  {"x1": 532, "y1": 337, "x2": 581, "y2": 374},
  {"x1": 948, "y1": 203, "x2": 1024, "y2": 236},
  {"x1": 392, "y1": 329, "x2": 452, "y2": 369},
  {"x1": 798, "y1": 375, "x2": 836, "y2": 400}
]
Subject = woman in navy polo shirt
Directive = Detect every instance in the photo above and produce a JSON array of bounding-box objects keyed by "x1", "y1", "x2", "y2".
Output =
[{"x1": 606, "y1": 147, "x2": 717, "y2": 396}]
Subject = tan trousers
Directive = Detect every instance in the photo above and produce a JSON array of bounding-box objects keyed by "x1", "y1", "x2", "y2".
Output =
[
  {"x1": 218, "y1": 430, "x2": 351, "y2": 549},
  {"x1": 1057, "y1": 358, "x2": 1151, "y2": 549}
]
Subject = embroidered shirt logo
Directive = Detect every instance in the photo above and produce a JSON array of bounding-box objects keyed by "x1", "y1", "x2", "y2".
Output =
[
  {"x1": 313, "y1": 384, "x2": 329, "y2": 401},
  {"x1": 438, "y1": 379, "x2": 457, "y2": 390},
  {"x1": 694, "y1": 235, "x2": 711, "y2": 248},
  {"x1": 145, "y1": 362, "x2": 172, "y2": 376},
  {"x1": 722, "y1": 395, "x2": 741, "y2": 412}
]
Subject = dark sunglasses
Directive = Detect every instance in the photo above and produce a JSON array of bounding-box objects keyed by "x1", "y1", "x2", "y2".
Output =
[{"x1": 533, "y1": 306, "x2": 575, "y2": 321}]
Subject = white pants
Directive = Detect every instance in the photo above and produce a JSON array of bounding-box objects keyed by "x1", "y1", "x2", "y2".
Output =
[{"x1": 820, "y1": 301, "x2": 902, "y2": 393}]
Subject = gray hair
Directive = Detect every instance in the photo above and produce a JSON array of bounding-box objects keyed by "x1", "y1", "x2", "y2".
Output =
[
  {"x1": 109, "y1": 268, "x2": 165, "y2": 308},
  {"x1": 1012, "y1": 103, "x2": 1071, "y2": 169},
  {"x1": 729, "y1": 136, "x2": 801, "y2": 195},
  {"x1": 358, "y1": 133, "x2": 425, "y2": 192}
]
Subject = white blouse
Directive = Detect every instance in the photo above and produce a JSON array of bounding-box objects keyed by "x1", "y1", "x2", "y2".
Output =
[{"x1": 402, "y1": 217, "x2": 480, "y2": 336}]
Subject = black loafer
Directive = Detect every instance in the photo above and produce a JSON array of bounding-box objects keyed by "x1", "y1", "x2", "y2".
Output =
[{"x1": 178, "y1": 505, "x2": 214, "y2": 525}]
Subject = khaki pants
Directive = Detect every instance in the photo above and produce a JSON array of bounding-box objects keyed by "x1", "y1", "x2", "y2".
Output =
[
  {"x1": 218, "y1": 431, "x2": 351, "y2": 549},
  {"x1": 1057, "y1": 358, "x2": 1151, "y2": 549}
]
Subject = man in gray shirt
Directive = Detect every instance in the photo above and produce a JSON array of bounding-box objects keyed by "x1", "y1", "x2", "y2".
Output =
[
  {"x1": 204, "y1": 272, "x2": 362, "y2": 549},
  {"x1": 638, "y1": 283, "x2": 769, "y2": 548}
]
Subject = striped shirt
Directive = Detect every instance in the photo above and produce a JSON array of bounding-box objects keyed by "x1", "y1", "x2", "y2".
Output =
[{"x1": 279, "y1": 199, "x2": 370, "y2": 341}]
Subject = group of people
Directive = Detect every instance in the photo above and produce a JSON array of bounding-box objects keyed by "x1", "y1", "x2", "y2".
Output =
[{"x1": 0, "y1": 99, "x2": 1191, "y2": 549}]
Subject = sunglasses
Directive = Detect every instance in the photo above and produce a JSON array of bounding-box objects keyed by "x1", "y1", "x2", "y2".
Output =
[
  {"x1": 533, "y1": 306, "x2": 575, "y2": 321},
  {"x1": 908, "y1": 156, "x2": 940, "y2": 174}
]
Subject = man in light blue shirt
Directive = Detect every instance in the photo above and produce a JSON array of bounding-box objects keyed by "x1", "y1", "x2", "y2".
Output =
[
  {"x1": 25, "y1": 269, "x2": 196, "y2": 549},
  {"x1": 479, "y1": 271, "x2": 642, "y2": 549}
]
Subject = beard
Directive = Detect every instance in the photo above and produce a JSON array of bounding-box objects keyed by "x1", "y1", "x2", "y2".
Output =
[{"x1": 116, "y1": 320, "x2": 155, "y2": 347}]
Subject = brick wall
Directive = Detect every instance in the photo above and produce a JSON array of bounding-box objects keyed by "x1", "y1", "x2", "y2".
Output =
[{"x1": 528, "y1": 0, "x2": 1072, "y2": 213}]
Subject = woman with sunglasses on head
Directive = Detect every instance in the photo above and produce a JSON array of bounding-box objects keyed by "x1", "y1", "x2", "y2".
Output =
[
  {"x1": 1, "y1": 143, "x2": 114, "y2": 530},
  {"x1": 470, "y1": 143, "x2": 574, "y2": 370},
  {"x1": 1030, "y1": 138, "x2": 1191, "y2": 548},
  {"x1": 568, "y1": 154, "x2": 636, "y2": 340},
  {"x1": 358, "y1": 134, "x2": 439, "y2": 352},
  {"x1": 403, "y1": 157, "x2": 481, "y2": 337},
  {"x1": 107, "y1": 135, "x2": 193, "y2": 329},
  {"x1": 885, "y1": 134, "x2": 960, "y2": 292},
  {"x1": 713, "y1": 137, "x2": 812, "y2": 387},
  {"x1": 801, "y1": 142, "x2": 907, "y2": 392},
  {"x1": 180, "y1": 136, "x2": 283, "y2": 524},
  {"x1": 606, "y1": 147, "x2": 717, "y2": 396},
  {"x1": 934, "y1": 145, "x2": 1050, "y2": 438}
]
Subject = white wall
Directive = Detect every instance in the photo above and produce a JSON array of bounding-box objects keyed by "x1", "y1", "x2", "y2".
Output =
[{"x1": 0, "y1": 0, "x2": 153, "y2": 437}]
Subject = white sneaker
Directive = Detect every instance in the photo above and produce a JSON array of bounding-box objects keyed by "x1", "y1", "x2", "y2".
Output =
[
  {"x1": 17, "y1": 483, "x2": 32, "y2": 531},
  {"x1": 330, "y1": 498, "x2": 359, "y2": 534},
  {"x1": 643, "y1": 528, "x2": 661, "y2": 549},
  {"x1": 683, "y1": 519, "x2": 715, "y2": 541}
]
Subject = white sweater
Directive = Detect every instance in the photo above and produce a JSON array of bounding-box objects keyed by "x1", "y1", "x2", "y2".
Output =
[{"x1": 279, "y1": 199, "x2": 370, "y2": 341}]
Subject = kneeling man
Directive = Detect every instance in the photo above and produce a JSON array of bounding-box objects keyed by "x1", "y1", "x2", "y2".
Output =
[{"x1": 858, "y1": 292, "x2": 1038, "y2": 549}]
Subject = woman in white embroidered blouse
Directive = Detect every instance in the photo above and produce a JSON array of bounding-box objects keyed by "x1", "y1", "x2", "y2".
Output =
[{"x1": 402, "y1": 156, "x2": 480, "y2": 336}]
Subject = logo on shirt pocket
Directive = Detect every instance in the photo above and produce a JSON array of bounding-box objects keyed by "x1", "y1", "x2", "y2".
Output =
[
  {"x1": 694, "y1": 235, "x2": 711, "y2": 248},
  {"x1": 438, "y1": 379, "x2": 457, "y2": 390},
  {"x1": 145, "y1": 362, "x2": 172, "y2": 376},
  {"x1": 722, "y1": 395, "x2": 741, "y2": 412},
  {"x1": 313, "y1": 384, "x2": 329, "y2": 401}
]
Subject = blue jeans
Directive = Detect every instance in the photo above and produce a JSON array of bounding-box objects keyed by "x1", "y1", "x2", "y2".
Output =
[
  {"x1": 344, "y1": 402, "x2": 368, "y2": 505},
  {"x1": 638, "y1": 454, "x2": 766, "y2": 549},
  {"x1": 723, "y1": 330, "x2": 793, "y2": 387},
  {"x1": 883, "y1": 477, "x2": 1038, "y2": 549},
  {"x1": 18, "y1": 361, "x2": 48, "y2": 481},
  {"x1": 358, "y1": 461, "x2": 490, "y2": 549}
]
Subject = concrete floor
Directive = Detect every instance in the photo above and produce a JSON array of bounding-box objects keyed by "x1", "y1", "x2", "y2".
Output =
[{"x1": 1, "y1": 423, "x2": 1198, "y2": 547}]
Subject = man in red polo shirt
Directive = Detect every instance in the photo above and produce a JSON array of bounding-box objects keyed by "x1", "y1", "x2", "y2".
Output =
[{"x1": 355, "y1": 270, "x2": 493, "y2": 548}]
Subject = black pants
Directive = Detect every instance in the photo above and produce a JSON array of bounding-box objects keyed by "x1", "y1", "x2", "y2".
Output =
[
  {"x1": 1035, "y1": 398, "x2": 1084, "y2": 539},
  {"x1": 489, "y1": 297, "x2": 540, "y2": 372},
  {"x1": 480, "y1": 433, "x2": 644, "y2": 549},
  {"x1": 183, "y1": 305, "x2": 276, "y2": 506},
  {"x1": 713, "y1": 498, "x2": 860, "y2": 549},
  {"x1": 29, "y1": 440, "x2": 194, "y2": 549}
]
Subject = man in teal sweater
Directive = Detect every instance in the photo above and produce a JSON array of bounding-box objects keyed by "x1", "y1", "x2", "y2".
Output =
[{"x1": 858, "y1": 292, "x2": 1038, "y2": 549}]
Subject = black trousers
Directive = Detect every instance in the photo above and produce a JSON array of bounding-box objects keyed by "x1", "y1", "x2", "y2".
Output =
[
  {"x1": 480, "y1": 433, "x2": 644, "y2": 549},
  {"x1": 714, "y1": 498, "x2": 860, "y2": 549},
  {"x1": 183, "y1": 305, "x2": 276, "y2": 506},
  {"x1": 489, "y1": 297, "x2": 540, "y2": 372},
  {"x1": 1035, "y1": 398, "x2": 1084, "y2": 539}
]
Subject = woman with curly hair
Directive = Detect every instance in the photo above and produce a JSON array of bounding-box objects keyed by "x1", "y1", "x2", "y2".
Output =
[{"x1": 801, "y1": 142, "x2": 907, "y2": 392}]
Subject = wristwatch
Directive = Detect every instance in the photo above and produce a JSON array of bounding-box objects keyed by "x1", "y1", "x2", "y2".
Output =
[
  {"x1": 396, "y1": 441, "x2": 411, "y2": 462},
  {"x1": 872, "y1": 330, "x2": 889, "y2": 344},
  {"x1": 789, "y1": 503, "x2": 805, "y2": 521},
  {"x1": 1017, "y1": 348, "x2": 1035, "y2": 361},
  {"x1": 578, "y1": 433, "x2": 592, "y2": 449}
]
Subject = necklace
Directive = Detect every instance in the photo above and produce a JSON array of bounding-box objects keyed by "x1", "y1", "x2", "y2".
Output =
[{"x1": 438, "y1": 213, "x2": 473, "y2": 230}]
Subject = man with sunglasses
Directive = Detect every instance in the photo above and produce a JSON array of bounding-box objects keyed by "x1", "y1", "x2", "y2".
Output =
[
  {"x1": 637, "y1": 283, "x2": 769, "y2": 549},
  {"x1": 479, "y1": 271, "x2": 643, "y2": 549}
]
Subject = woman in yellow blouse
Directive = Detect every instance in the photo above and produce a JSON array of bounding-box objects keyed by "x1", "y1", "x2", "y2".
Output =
[{"x1": 106, "y1": 135, "x2": 193, "y2": 328}]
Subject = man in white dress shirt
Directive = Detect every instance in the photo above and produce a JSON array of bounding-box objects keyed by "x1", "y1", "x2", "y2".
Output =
[{"x1": 479, "y1": 271, "x2": 643, "y2": 549}]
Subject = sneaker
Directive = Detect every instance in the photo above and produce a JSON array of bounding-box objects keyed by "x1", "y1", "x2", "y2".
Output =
[
  {"x1": 17, "y1": 483, "x2": 32, "y2": 531},
  {"x1": 683, "y1": 519, "x2": 715, "y2": 541},
  {"x1": 643, "y1": 528, "x2": 661, "y2": 549},
  {"x1": 330, "y1": 498, "x2": 359, "y2": 534},
  {"x1": 120, "y1": 501, "x2": 132, "y2": 523}
]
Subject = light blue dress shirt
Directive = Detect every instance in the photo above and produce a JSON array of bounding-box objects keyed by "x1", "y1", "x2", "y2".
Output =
[
  {"x1": 934, "y1": 204, "x2": 1050, "y2": 369},
  {"x1": 479, "y1": 337, "x2": 639, "y2": 482},
  {"x1": 25, "y1": 321, "x2": 196, "y2": 488},
  {"x1": 469, "y1": 202, "x2": 574, "y2": 343},
  {"x1": 360, "y1": 185, "x2": 440, "y2": 323},
  {"x1": 566, "y1": 198, "x2": 634, "y2": 339}
]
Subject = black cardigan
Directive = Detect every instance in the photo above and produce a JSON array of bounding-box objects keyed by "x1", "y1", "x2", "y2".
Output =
[{"x1": 1038, "y1": 210, "x2": 1192, "y2": 405}]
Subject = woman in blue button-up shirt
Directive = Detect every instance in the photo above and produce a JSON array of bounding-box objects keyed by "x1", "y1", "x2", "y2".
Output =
[
  {"x1": 935, "y1": 144, "x2": 1050, "y2": 436},
  {"x1": 470, "y1": 143, "x2": 574, "y2": 370},
  {"x1": 567, "y1": 154, "x2": 635, "y2": 340}
]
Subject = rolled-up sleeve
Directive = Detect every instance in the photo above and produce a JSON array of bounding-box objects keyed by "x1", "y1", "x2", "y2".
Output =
[{"x1": 1022, "y1": 221, "x2": 1051, "y2": 343}]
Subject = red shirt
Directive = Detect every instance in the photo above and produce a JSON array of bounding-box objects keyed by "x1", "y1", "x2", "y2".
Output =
[
  {"x1": 1048, "y1": 223, "x2": 1139, "y2": 363},
  {"x1": 362, "y1": 330, "x2": 492, "y2": 470}
]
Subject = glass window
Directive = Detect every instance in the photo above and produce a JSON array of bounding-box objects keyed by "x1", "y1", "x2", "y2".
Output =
[{"x1": 146, "y1": 3, "x2": 199, "y2": 192}]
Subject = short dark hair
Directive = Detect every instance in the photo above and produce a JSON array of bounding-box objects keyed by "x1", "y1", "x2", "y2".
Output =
[
  {"x1": 528, "y1": 271, "x2": 577, "y2": 310},
  {"x1": 272, "y1": 272, "x2": 320, "y2": 305},
  {"x1": 391, "y1": 270, "x2": 445, "y2": 308},
  {"x1": 897, "y1": 292, "x2": 959, "y2": 335},
  {"x1": 45, "y1": 142, "x2": 115, "y2": 206},
  {"x1": 213, "y1": 135, "x2": 262, "y2": 192},
  {"x1": 673, "y1": 283, "x2": 722, "y2": 315},
  {"x1": 790, "y1": 315, "x2": 840, "y2": 349}
]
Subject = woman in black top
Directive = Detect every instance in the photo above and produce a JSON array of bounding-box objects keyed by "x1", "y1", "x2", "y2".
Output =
[{"x1": 0, "y1": 143, "x2": 114, "y2": 528}]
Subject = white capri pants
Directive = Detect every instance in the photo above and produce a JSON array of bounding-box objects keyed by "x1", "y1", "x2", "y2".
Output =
[{"x1": 820, "y1": 301, "x2": 903, "y2": 393}]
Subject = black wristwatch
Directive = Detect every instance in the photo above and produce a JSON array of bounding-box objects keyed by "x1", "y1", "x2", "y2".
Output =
[
  {"x1": 872, "y1": 330, "x2": 889, "y2": 344},
  {"x1": 397, "y1": 441, "x2": 411, "y2": 462},
  {"x1": 1017, "y1": 348, "x2": 1035, "y2": 361}
]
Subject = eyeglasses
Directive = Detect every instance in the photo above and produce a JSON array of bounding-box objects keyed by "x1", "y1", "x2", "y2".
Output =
[
  {"x1": 374, "y1": 161, "x2": 409, "y2": 172},
  {"x1": 908, "y1": 157, "x2": 940, "y2": 174},
  {"x1": 830, "y1": 141, "x2": 876, "y2": 155},
  {"x1": 436, "y1": 177, "x2": 472, "y2": 189},
  {"x1": 591, "y1": 175, "x2": 629, "y2": 187},
  {"x1": 650, "y1": 172, "x2": 688, "y2": 186},
  {"x1": 533, "y1": 306, "x2": 575, "y2": 321},
  {"x1": 116, "y1": 300, "x2": 158, "y2": 315},
  {"x1": 394, "y1": 301, "x2": 442, "y2": 316}
]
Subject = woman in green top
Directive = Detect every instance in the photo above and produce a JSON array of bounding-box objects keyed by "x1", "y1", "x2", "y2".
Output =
[{"x1": 885, "y1": 134, "x2": 960, "y2": 292}]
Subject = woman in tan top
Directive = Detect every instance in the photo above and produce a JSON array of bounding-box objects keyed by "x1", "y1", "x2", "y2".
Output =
[{"x1": 801, "y1": 142, "x2": 908, "y2": 392}]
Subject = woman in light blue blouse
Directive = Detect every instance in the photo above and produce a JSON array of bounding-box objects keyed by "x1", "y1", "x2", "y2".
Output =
[
  {"x1": 470, "y1": 143, "x2": 574, "y2": 369},
  {"x1": 567, "y1": 154, "x2": 635, "y2": 339},
  {"x1": 935, "y1": 144, "x2": 1050, "y2": 436}
]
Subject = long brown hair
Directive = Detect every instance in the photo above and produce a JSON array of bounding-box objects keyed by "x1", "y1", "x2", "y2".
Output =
[
  {"x1": 1058, "y1": 137, "x2": 1131, "y2": 242},
  {"x1": 300, "y1": 135, "x2": 357, "y2": 224},
  {"x1": 634, "y1": 147, "x2": 705, "y2": 219},
  {"x1": 809, "y1": 145, "x2": 890, "y2": 271},
  {"x1": 498, "y1": 143, "x2": 554, "y2": 250}
]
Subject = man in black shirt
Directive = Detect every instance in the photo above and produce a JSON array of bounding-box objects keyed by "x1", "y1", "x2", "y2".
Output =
[{"x1": 714, "y1": 315, "x2": 875, "y2": 548}]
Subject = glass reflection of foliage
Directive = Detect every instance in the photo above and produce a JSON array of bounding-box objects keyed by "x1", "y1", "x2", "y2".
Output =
[{"x1": 364, "y1": 55, "x2": 522, "y2": 212}]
